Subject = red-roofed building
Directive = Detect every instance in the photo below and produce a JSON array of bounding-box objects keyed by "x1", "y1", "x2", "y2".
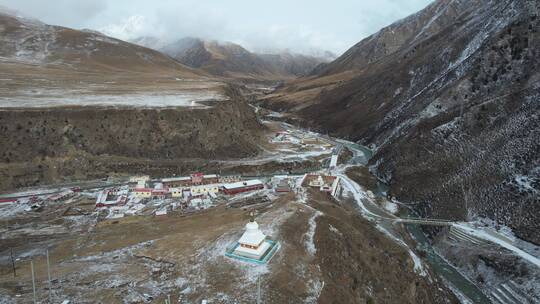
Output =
[
  {"x1": 222, "y1": 180, "x2": 264, "y2": 195},
  {"x1": 191, "y1": 173, "x2": 204, "y2": 185},
  {"x1": 151, "y1": 189, "x2": 168, "y2": 198}
]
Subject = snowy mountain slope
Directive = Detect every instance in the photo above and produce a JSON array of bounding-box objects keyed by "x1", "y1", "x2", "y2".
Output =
[
  {"x1": 312, "y1": 0, "x2": 481, "y2": 76},
  {"x1": 263, "y1": 0, "x2": 540, "y2": 246},
  {"x1": 0, "y1": 10, "x2": 201, "y2": 75}
]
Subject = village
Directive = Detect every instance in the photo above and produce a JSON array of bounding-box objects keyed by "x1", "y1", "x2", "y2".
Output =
[
  {"x1": 0, "y1": 124, "x2": 347, "y2": 303},
  {"x1": 1, "y1": 119, "x2": 538, "y2": 304},
  {"x1": 0, "y1": 125, "x2": 343, "y2": 222},
  {"x1": 0, "y1": 170, "x2": 341, "y2": 221}
]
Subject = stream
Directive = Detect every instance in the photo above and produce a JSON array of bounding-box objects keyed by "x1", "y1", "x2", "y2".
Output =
[
  {"x1": 342, "y1": 141, "x2": 492, "y2": 304},
  {"x1": 259, "y1": 109, "x2": 492, "y2": 303}
]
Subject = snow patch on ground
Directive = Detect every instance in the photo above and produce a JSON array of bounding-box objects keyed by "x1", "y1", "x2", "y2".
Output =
[
  {"x1": 419, "y1": 99, "x2": 446, "y2": 119},
  {"x1": 514, "y1": 174, "x2": 538, "y2": 194},
  {"x1": 453, "y1": 223, "x2": 540, "y2": 268},
  {"x1": 433, "y1": 117, "x2": 460, "y2": 133},
  {"x1": 304, "y1": 210, "x2": 323, "y2": 256},
  {"x1": 376, "y1": 223, "x2": 428, "y2": 277},
  {"x1": 0, "y1": 201, "x2": 30, "y2": 219},
  {"x1": 328, "y1": 224, "x2": 342, "y2": 237},
  {"x1": 304, "y1": 274, "x2": 325, "y2": 304},
  {"x1": 336, "y1": 174, "x2": 384, "y2": 220},
  {"x1": 473, "y1": 217, "x2": 540, "y2": 258},
  {"x1": 0, "y1": 91, "x2": 226, "y2": 108},
  {"x1": 73, "y1": 240, "x2": 154, "y2": 262},
  {"x1": 383, "y1": 201, "x2": 399, "y2": 214},
  {"x1": 336, "y1": 174, "x2": 428, "y2": 276}
]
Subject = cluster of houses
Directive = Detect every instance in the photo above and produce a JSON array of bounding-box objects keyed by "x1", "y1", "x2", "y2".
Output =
[
  {"x1": 92, "y1": 172, "x2": 314, "y2": 220},
  {"x1": 0, "y1": 187, "x2": 83, "y2": 215},
  {"x1": 95, "y1": 173, "x2": 267, "y2": 214},
  {"x1": 131, "y1": 173, "x2": 264, "y2": 199},
  {"x1": 25, "y1": 189, "x2": 79, "y2": 212}
]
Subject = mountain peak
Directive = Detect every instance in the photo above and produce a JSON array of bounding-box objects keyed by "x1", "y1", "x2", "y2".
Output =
[
  {"x1": 155, "y1": 36, "x2": 329, "y2": 79},
  {"x1": 0, "y1": 4, "x2": 44, "y2": 26}
]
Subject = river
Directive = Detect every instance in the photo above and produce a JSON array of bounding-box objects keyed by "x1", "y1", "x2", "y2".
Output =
[
  {"x1": 262, "y1": 112, "x2": 492, "y2": 303},
  {"x1": 341, "y1": 141, "x2": 492, "y2": 304}
]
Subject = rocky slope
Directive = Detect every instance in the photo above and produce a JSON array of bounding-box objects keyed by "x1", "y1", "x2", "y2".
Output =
[
  {"x1": 155, "y1": 37, "x2": 328, "y2": 80},
  {"x1": 0, "y1": 86, "x2": 263, "y2": 191},
  {"x1": 262, "y1": 0, "x2": 539, "y2": 245},
  {"x1": 306, "y1": 190, "x2": 456, "y2": 304}
]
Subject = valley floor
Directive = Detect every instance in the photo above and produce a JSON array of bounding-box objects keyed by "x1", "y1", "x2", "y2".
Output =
[{"x1": 0, "y1": 112, "x2": 538, "y2": 303}]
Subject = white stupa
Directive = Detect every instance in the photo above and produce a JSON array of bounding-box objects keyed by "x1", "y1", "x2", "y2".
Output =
[{"x1": 233, "y1": 218, "x2": 272, "y2": 260}]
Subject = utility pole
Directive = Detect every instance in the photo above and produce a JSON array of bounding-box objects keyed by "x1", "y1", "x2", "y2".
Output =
[
  {"x1": 257, "y1": 276, "x2": 262, "y2": 304},
  {"x1": 31, "y1": 260, "x2": 37, "y2": 304},
  {"x1": 47, "y1": 249, "x2": 52, "y2": 302},
  {"x1": 10, "y1": 248, "x2": 16, "y2": 277}
]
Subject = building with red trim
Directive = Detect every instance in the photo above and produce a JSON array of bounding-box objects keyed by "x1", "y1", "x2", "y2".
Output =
[{"x1": 222, "y1": 180, "x2": 264, "y2": 195}]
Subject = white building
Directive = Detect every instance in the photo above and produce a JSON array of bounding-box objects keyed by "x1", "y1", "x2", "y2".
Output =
[
  {"x1": 170, "y1": 188, "x2": 183, "y2": 197},
  {"x1": 222, "y1": 179, "x2": 264, "y2": 195},
  {"x1": 233, "y1": 220, "x2": 271, "y2": 260},
  {"x1": 130, "y1": 175, "x2": 150, "y2": 183},
  {"x1": 135, "y1": 180, "x2": 147, "y2": 189},
  {"x1": 155, "y1": 208, "x2": 168, "y2": 216},
  {"x1": 329, "y1": 154, "x2": 338, "y2": 168},
  {"x1": 191, "y1": 184, "x2": 220, "y2": 196},
  {"x1": 309, "y1": 176, "x2": 325, "y2": 187}
]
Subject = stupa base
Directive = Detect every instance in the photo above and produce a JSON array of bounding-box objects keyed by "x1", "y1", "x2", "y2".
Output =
[{"x1": 225, "y1": 239, "x2": 279, "y2": 265}]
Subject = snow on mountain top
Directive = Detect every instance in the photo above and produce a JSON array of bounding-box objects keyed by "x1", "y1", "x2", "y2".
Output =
[
  {"x1": 99, "y1": 15, "x2": 148, "y2": 42},
  {"x1": 0, "y1": 4, "x2": 43, "y2": 26}
]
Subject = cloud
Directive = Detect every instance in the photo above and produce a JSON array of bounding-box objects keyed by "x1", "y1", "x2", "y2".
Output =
[
  {"x1": 233, "y1": 24, "x2": 349, "y2": 55},
  {"x1": 99, "y1": 15, "x2": 149, "y2": 41},
  {"x1": 0, "y1": 0, "x2": 434, "y2": 55},
  {"x1": 0, "y1": 0, "x2": 107, "y2": 27},
  {"x1": 98, "y1": 1, "x2": 231, "y2": 43}
]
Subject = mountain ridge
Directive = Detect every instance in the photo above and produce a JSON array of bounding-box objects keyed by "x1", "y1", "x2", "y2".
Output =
[
  {"x1": 130, "y1": 36, "x2": 332, "y2": 80},
  {"x1": 262, "y1": 0, "x2": 539, "y2": 244},
  {"x1": 0, "y1": 9, "x2": 203, "y2": 76}
]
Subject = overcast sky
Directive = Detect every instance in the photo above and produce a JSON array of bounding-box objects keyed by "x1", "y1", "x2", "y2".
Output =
[{"x1": 0, "y1": 0, "x2": 433, "y2": 55}]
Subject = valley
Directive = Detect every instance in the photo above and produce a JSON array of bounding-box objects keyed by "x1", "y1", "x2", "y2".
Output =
[
  {"x1": 0, "y1": 0, "x2": 539, "y2": 303},
  {"x1": 0, "y1": 117, "x2": 454, "y2": 303},
  {"x1": 1, "y1": 106, "x2": 538, "y2": 303}
]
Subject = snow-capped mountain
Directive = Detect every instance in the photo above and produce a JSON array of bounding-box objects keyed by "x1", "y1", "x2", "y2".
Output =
[{"x1": 98, "y1": 15, "x2": 148, "y2": 42}]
